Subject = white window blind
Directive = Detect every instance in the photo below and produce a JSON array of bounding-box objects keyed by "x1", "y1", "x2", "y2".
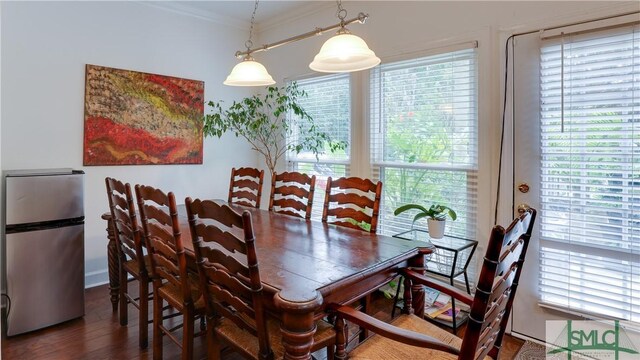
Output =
[
  {"x1": 539, "y1": 24, "x2": 640, "y2": 322},
  {"x1": 287, "y1": 74, "x2": 351, "y2": 220},
  {"x1": 370, "y1": 48, "x2": 478, "y2": 240}
]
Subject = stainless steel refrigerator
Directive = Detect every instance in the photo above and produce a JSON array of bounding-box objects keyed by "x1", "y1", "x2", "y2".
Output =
[{"x1": 3, "y1": 169, "x2": 85, "y2": 336}]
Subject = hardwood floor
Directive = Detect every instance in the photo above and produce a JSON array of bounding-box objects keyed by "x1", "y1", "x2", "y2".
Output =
[{"x1": 2, "y1": 284, "x2": 523, "y2": 359}]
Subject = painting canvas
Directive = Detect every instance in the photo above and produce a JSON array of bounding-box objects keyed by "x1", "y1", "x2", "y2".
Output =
[{"x1": 83, "y1": 65, "x2": 204, "y2": 165}]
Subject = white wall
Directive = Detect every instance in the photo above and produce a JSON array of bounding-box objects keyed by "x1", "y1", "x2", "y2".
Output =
[
  {"x1": 257, "y1": 0, "x2": 638, "y2": 252},
  {"x1": 0, "y1": 1, "x2": 257, "y2": 287}
]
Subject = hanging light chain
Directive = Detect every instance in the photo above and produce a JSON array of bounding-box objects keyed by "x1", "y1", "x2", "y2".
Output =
[
  {"x1": 336, "y1": 0, "x2": 347, "y2": 27},
  {"x1": 245, "y1": 0, "x2": 260, "y2": 51}
]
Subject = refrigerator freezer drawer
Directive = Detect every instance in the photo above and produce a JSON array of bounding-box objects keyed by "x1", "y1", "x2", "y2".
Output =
[
  {"x1": 5, "y1": 173, "x2": 84, "y2": 225},
  {"x1": 6, "y1": 224, "x2": 85, "y2": 336}
]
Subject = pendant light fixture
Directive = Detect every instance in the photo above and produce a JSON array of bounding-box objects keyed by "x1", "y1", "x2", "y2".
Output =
[
  {"x1": 224, "y1": 0, "x2": 275, "y2": 86},
  {"x1": 309, "y1": 1, "x2": 380, "y2": 73},
  {"x1": 224, "y1": 0, "x2": 378, "y2": 86}
]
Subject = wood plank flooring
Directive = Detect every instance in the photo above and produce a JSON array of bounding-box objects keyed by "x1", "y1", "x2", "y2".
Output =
[{"x1": 2, "y1": 284, "x2": 523, "y2": 359}]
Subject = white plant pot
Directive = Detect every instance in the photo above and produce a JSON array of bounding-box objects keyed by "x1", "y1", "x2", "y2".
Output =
[{"x1": 427, "y1": 218, "x2": 446, "y2": 239}]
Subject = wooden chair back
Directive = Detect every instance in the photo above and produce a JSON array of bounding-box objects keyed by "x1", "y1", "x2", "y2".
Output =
[
  {"x1": 135, "y1": 184, "x2": 194, "y2": 305},
  {"x1": 322, "y1": 176, "x2": 382, "y2": 233},
  {"x1": 228, "y1": 167, "x2": 264, "y2": 208},
  {"x1": 186, "y1": 198, "x2": 271, "y2": 359},
  {"x1": 459, "y1": 208, "x2": 537, "y2": 360},
  {"x1": 268, "y1": 171, "x2": 316, "y2": 219},
  {"x1": 105, "y1": 177, "x2": 146, "y2": 276}
]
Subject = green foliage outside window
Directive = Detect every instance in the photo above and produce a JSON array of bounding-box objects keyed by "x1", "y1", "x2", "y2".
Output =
[{"x1": 373, "y1": 54, "x2": 476, "y2": 236}]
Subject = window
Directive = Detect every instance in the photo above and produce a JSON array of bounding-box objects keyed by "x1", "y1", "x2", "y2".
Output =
[
  {"x1": 539, "y1": 24, "x2": 640, "y2": 321},
  {"x1": 287, "y1": 74, "x2": 351, "y2": 220},
  {"x1": 370, "y1": 48, "x2": 478, "y2": 240}
]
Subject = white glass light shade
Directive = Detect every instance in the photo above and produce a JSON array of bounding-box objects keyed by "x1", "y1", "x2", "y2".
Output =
[
  {"x1": 309, "y1": 32, "x2": 381, "y2": 73},
  {"x1": 224, "y1": 57, "x2": 275, "y2": 86}
]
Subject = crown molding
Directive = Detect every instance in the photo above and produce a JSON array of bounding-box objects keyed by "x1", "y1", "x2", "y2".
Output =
[
  {"x1": 138, "y1": 1, "x2": 250, "y2": 30},
  {"x1": 137, "y1": 1, "x2": 362, "y2": 37}
]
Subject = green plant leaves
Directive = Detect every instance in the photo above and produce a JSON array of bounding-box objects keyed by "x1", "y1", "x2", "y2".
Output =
[
  {"x1": 412, "y1": 212, "x2": 429, "y2": 223},
  {"x1": 393, "y1": 203, "x2": 429, "y2": 216},
  {"x1": 202, "y1": 82, "x2": 348, "y2": 176},
  {"x1": 393, "y1": 203, "x2": 457, "y2": 221}
]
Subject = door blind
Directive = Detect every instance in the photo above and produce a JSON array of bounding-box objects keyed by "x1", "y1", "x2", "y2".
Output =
[
  {"x1": 539, "y1": 24, "x2": 640, "y2": 322},
  {"x1": 287, "y1": 74, "x2": 351, "y2": 220},
  {"x1": 370, "y1": 47, "x2": 478, "y2": 240}
]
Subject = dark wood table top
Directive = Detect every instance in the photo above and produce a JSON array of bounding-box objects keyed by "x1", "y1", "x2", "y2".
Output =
[{"x1": 175, "y1": 202, "x2": 430, "y2": 305}]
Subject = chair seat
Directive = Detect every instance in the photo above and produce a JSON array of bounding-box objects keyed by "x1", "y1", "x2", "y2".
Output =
[
  {"x1": 157, "y1": 277, "x2": 206, "y2": 313},
  {"x1": 349, "y1": 314, "x2": 490, "y2": 360},
  {"x1": 122, "y1": 255, "x2": 151, "y2": 278},
  {"x1": 216, "y1": 316, "x2": 335, "y2": 359}
]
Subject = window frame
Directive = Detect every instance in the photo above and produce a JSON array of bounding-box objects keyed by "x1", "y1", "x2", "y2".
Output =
[
  {"x1": 285, "y1": 73, "x2": 353, "y2": 220},
  {"x1": 369, "y1": 45, "x2": 480, "y2": 240}
]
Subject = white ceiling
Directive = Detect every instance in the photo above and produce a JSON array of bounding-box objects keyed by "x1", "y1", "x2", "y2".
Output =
[{"x1": 145, "y1": 1, "x2": 332, "y2": 30}]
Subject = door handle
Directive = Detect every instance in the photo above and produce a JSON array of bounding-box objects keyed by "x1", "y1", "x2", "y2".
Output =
[{"x1": 517, "y1": 203, "x2": 531, "y2": 215}]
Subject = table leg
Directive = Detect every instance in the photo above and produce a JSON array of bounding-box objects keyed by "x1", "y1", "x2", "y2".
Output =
[
  {"x1": 409, "y1": 253, "x2": 425, "y2": 318},
  {"x1": 274, "y1": 291, "x2": 322, "y2": 360},
  {"x1": 102, "y1": 213, "x2": 119, "y2": 312}
]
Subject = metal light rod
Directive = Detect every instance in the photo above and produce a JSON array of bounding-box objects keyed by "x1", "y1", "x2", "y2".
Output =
[{"x1": 235, "y1": 12, "x2": 369, "y2": 58}]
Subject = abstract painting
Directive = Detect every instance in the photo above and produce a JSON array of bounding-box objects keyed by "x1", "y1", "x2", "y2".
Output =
[{"x1": 83, "y1": 65, "x2": 204, "y2": 165}]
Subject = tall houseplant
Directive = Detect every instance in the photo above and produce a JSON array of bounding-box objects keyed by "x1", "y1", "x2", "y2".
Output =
[
  {"x1": 394, "y1": 203, "x2": 457, "y2": 239},
  {"x1": 203, "y1": 83, "x2": 346, "y2": 177}
]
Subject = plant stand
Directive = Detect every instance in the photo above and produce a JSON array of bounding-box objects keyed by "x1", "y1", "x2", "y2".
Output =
[{"x1": 392, "y1": 229, "x2": 478, "y2": 334}]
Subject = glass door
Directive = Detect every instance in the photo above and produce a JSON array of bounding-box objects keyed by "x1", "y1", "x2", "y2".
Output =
[{"x1": 511, "y1": 22, "x2": 640, "y2": 341}]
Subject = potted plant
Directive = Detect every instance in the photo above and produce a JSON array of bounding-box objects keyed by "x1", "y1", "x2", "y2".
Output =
[
  {"x1": 203, "y1": 82, "x2": 347, "y2": 178},
  {"x1": 393, "y1": 203, "x2": 457, "y2": 239}
]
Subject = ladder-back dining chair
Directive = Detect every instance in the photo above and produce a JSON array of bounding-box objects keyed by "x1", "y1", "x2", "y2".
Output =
[
  {"x1": 105, "y1": 177, "x2": 151, "y2": 349},
  {"x1": 228, "y1": 167, "x2": 264, "y2": 208},
  {"x1": 268, "y1": 171, "x2": 316, "y2": 219},
  {"x1": 321, "y1": 176, "x2": 383, "y2": 343},
  {"x1": 322, "y1": 176, "x2": 382, "y2": 233},
  {"x1": 135, "y1": 184, "x2": 205, "y2": 360},
  {"x1": 330, "y1": 208, "x2": 537, "y2": 360},
  {"x1": 186, "y1": 198, "x2": 336, "y2": 360}
]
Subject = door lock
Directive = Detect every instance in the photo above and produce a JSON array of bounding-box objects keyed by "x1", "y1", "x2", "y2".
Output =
[{"x1": 518, "y1": 183, "x2": 530, "y2": 193}]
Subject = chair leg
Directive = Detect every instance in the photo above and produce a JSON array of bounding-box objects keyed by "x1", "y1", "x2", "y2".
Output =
[
  {"x1": 207, "y1": 317, "x2": 221, "y2": 360},
  {"x1": 139, "y1": 279, "x2": 149, "y2": 349},
  {"x1": 359, "y1": 294, "x2": 371, "y2": 342},
  {"x1": 119, "y1": 269, "x2": 128, "y2": 326},
  {"x1": 335, "y1": 317, "x2": 347, "y2": 360},
  {"x1": 153, "y1": 291, "x2": 163, "y2": 360},
  {"x1": 327, "y1": 344, "x2": 335, "y2": 360},
  {"x1": 181, "y1": 306, "x2": 194, "y2": 360}
]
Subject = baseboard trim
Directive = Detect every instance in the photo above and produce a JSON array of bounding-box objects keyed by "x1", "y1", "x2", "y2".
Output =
[
  {"x1": 85, "y1": 269, "x2": 109, "y2": 289},
  {"x1": 509, "y1": 331, "x2": 546, "y2": 345}
]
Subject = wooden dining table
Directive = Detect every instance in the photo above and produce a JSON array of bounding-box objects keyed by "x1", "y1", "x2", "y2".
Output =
[{"x1": 102, "y1": 202, "x2": 431, "y2": 360}]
